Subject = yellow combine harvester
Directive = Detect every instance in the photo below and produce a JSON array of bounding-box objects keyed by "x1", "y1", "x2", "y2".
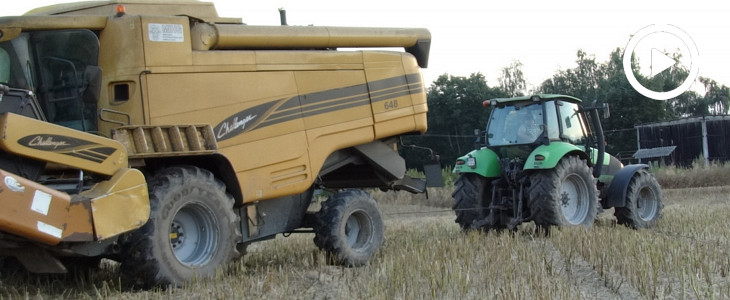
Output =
[{"x1": 0, "y1": 0, "x2": 434, "y2": 287}]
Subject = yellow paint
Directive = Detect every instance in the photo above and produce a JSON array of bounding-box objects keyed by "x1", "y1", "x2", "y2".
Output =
[{"x1": 81, "y1": 168, "x2": 150, "y2": 239}]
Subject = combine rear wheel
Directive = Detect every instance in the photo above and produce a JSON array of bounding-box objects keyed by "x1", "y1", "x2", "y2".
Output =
[
  {"x1": 313, "y1": 189, "x2": 384, "y2": 267},
  {"x1": 529, "y1": 156, "x2": 598, "y2": 229},
  {"x1": 120, "y1": 166, "x2": 240, "y2": 288},
  {"x1": 615, "y1": 170, "x2": 663, "y2": 229}
]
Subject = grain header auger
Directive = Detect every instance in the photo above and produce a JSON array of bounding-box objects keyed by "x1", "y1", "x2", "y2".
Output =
[{"x1": 0, "y1": 0, "x2": 439, "y2": 287}]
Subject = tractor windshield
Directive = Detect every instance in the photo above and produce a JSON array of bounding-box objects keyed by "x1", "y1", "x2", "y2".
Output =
[{"x1": 487, "y1": 102, "x2": 545, "y2": 146}]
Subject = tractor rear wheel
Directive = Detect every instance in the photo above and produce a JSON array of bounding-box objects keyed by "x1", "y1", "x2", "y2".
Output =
[
  {"x1": 615, "y1": 170, "x2": 663, "y2": 229},
  {"x1": 529, "y1": 156, "x2": 598, "y2": 229},
  {"x1": 120, "y1": 166, "x2": 240, "y2": 288},
  {"x1": 313, "y1": 189, "x2": 384, "y2": 267},
  {"x1": 452, "y1": 173, "x2": 504, "y2": 232},
  {"x1": 452, "y1": 173, "x2": 485, "y2": 231}
]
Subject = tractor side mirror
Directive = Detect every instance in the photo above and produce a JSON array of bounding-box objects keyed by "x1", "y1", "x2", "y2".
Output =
[
  {"x1": 473, "y1": 128, "x2": 482, "y2": 149},
  {"x1": 602, "y1": 103, "x2": 610, "y2": 119}
]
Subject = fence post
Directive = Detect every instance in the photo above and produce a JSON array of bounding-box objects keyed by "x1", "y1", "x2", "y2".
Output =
[{"x1": 701, "y1": 116, "x2": 709, "y2": 166}]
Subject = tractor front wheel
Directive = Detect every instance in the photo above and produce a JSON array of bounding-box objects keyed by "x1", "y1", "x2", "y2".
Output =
[
  {"x1": 529, "y1": 156, "x2": 598, "y2": 229},
  {"x1": 615, "y1": 170, "x2": 663, "y2": 229}
]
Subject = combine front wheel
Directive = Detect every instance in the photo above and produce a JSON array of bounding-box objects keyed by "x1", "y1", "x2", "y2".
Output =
[{"x1": 120, "y1": 166, "x2": 240, "y2": 288}]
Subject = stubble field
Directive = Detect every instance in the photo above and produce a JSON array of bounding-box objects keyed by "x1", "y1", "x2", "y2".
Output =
[{"x1": 1, "y1": 166, "x2": 730, "y2": 299}]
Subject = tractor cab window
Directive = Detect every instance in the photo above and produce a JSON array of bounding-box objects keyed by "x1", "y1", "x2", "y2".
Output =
[
  {"x1": 30, "y1": 30, "x2": 101, "y2": 132},
  {"x1": 557, "y1": 101, "x2": 587, "y2": 144},
  {"x1": 487, "y1": 102, "x2": 544, "y2": 146},
  {"x1": 544, "y1": 101, "x2": 560, "y2": 140}
]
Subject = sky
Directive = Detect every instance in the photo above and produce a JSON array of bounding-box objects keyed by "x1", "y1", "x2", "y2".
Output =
[{"x1": 4, "y1": 0, "x2": 730, "y2": 92}]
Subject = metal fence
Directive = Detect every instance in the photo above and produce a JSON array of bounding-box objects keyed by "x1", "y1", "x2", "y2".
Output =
[{"x1": 635, "y1": 115, "x2": 730, "y2": 166}]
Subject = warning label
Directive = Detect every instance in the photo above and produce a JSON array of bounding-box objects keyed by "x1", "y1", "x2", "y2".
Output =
[{"x1": 148, "y1": 23, "x2": 184, "y2": 42}]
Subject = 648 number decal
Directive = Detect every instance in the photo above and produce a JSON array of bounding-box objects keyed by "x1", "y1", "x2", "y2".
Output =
[{"x1": 384, "y1": 100, "x2": 399, "y2": 110}]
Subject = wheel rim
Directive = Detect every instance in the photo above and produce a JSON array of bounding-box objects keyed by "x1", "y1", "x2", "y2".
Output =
[
  {"x1": 170, "y1": 203, "x2": 218, "y2": 266},
  {"x1": 559, "y1": 174, "x2": 589, "y2": 225},
  {"x1": 345, "y1": 210, "x2": 372, "y2": 250},
  {"x1": 637, "y1": 186, "x2": 659, "y2": 221}
]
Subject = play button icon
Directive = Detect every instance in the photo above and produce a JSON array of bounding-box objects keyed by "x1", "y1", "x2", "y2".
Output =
[
  {"x1": 649, "y1": 48, "x2": 676, "y2": 78},
  {"x1": 623, "y1": 24, "x2": 700, "y2": 101}
]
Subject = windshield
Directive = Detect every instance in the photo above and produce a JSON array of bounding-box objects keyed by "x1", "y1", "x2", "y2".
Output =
[
  {"x1": 487, "y1": 103, "x2": 544, "y2": 146},
  {"x1": 0, "y1": 30, "x2": 100, "y2": 132}
]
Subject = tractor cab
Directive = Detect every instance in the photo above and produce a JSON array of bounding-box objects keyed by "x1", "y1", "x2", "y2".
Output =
[
  {"x1": 480, "y1": 94, "x2": 593, "y2": 162},
  {"x1": 452, "y1": 94, "x2": 661, "y2": 233}
]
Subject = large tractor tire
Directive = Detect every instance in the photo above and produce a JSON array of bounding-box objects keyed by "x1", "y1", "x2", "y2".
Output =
[
  {"x1": 120, "y1": 166, "x2": 240, "y2": 288},
  {"x1": 528, "y1": 156, "x2": 598, "y2": 229},
  {"x1": 614, "y1": 170, "x2": 663, "y2": 229},
  {"x1": 452, "y1": 173, "x2": 503, "y2": 232},
  {"x1": 313, "y1": 189, "x2": 384, "y2": 267}
]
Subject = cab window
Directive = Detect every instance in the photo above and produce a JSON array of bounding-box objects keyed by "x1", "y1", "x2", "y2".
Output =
[
  {"x1": 557, "y1": 101, "x2": 587, "y2": 144},
  {"x1": 544, "y1": 101, "x2": 560, "y2": 140},
  {"x1": 31, "y1": 30, "x2": 100, "y2": 132}
]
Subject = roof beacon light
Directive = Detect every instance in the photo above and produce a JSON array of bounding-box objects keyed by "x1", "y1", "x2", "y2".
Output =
[{"x1": 115, "y1": 4, "x2": 126, "y2": 17}]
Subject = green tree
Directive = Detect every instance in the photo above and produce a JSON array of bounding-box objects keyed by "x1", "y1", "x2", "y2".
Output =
[
  {"x1": 595, "y1": 48, "x2": 673, "y2": 155},
  {"x1": 637, "y1": 52, "x2": 703, "y2": 118},
  {"x1": 539, "y1": 50, "x2": 603, "y2": 100},
  {"x1": 672, "y1": 77, "x2": 730, "y2": 117},
  {"x1": 499, "y1": 60, "x2": 527, "y2": 96},
  {"x1": 539, "y1": 48, "x2": 674, "y2": 155},
  {"x1": 700, "y1": 77, "x2": 730, "y2": 115}
]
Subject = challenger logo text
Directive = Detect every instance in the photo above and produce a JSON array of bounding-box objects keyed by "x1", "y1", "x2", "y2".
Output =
[{"x1": 216, "y1": 114, "x2": 257, "y2": 140}]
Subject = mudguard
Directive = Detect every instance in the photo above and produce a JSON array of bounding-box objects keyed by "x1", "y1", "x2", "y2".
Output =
[
  {"x1": 523, "y1": 142, "x2": 589, "y2": 170},
  {"x1": 603, "y1": 164, "x2": 649, "y2": 208},
  {"x1": 453, "y1": 148, "x2": 501, "y2": 178}
]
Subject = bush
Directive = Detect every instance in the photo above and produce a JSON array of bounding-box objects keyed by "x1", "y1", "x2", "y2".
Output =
[{"x1": 651, "y1": 159, "x2": 730, "y2": 189}]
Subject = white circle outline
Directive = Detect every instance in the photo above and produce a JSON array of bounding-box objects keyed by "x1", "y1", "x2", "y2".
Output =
[{"x1": 622, "y1": 24, "x2": 700, "y2": 101}]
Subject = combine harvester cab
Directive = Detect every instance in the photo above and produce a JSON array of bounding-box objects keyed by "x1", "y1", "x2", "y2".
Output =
[{"x1": 0, "y1": 0, "x2": 436, "y2": 287}]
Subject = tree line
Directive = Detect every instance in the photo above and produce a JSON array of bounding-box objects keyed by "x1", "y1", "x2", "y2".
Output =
[{"x1": 402, "y1": 47, "x2": 730, "y2": 169}]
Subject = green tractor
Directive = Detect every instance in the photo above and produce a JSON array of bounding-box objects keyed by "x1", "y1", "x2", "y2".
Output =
[{"x1": 452, "y1": 94, "x2": 662, "y2": 232}]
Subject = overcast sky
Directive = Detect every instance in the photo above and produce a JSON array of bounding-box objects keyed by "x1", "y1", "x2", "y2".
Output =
[{"x1": 5, "y1": 0, "x2": 730, "y2": 92}]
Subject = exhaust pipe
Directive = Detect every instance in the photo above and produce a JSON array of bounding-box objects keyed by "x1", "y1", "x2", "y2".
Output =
[{"x1": 278, "y1": 8, "x2": 287, "y2": 26}]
